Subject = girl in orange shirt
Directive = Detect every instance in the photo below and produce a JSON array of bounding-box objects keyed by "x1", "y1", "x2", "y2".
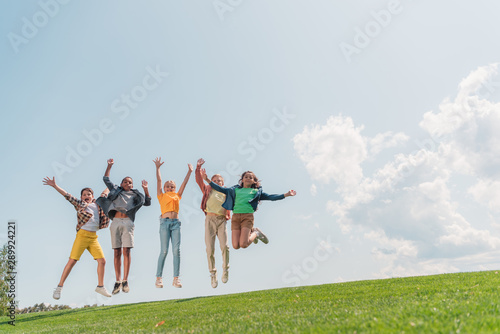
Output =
[{"x1": 153, "y1": 157, "x2": 193, "y2": 289}]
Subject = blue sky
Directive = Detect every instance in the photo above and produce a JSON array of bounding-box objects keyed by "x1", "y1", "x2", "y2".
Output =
[{"x1": 1, "y1": 0, "x2": 500, "y2": 309}]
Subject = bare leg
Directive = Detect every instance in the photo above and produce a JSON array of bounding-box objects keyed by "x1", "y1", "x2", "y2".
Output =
[
  {"x1": 114, "y1": 248, "x2": 122, "y2": 281},
  {"x1": 58, "y1": 258, "x2": 77, "y2": 286},
  {"x1": 232, "y1": 230, "x2": 241, "y2": 249},
  {"x1": 96, "y1": 258, "x2": 106, "y2": 286},
  {"x1": 239, "y1": 227, "x2": 257, "y2": 249},
  {"x1": 122, "y1": 247, "x2": 131, "y2": 281}
]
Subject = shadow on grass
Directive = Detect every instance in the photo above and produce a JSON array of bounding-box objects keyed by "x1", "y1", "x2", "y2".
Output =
[
  {"x1": 1, "y1": 304, "x2": 124, "y2": 325},
  {"x1": 0, "y1": 299, "x2": 195, "y2": 326},
  {"x1": 0, "y1": 312, "x2": 67, "y2": 325}
]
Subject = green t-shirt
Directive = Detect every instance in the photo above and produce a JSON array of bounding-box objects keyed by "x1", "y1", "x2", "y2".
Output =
[{"x1": 233, "y1": 188, "x2": 258, "y2": 213}]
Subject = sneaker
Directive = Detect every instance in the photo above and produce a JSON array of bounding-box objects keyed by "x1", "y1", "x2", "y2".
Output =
[
  {"x1": 156, "y1": 277, "x2": 163, "y2": 288},
  {"x1": 53, "y1": 286, "x2": 62, "y2": 300},
  {"x1": 112, "y1": 281, "x2": 122, "y2": 295},
  {"x1": 95, "y1": 286, "x2": 112, "y2": 297},
  {"x1": 254, "y1": 227, "x2": 269, "y2": 244},
  {"x1": 252, "y1": 228, "x2": 259, "y2": 244},
  {"x1": 211, "y1": 273, "x2": 218, "y2": 288},
  {"x1": 221, "y1": 270, "x2": 229, "y2": 284},
  {"x1": 172, "y1": 277, "x2": 182, "y2": 288},
  {"x1": 122, "y1": 280, "x2": 130, "y2": 293}
]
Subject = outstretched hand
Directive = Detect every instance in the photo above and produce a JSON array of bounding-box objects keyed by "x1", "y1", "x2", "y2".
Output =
[
  {"x1": 285, "y1": 189, "x2": 296, "y2": 197},
  {"x1": 197, "y1": 158, "x2": 205, "y2": 167},
  {"x1": 43, "y1": 176, "x2": 56, "y2": 187},
  {"x1": 153, "y1": 157, "x2": 164, "y2": 168},
  {"x1": 188, "y1": 163, "x2": 194, "y2": 172},
  {"x1": 142, "y1": 180, "x2": 148, "y2": 189},
  {"x1": 200, "y1": 168, "x2": 211, "y2": 183}
]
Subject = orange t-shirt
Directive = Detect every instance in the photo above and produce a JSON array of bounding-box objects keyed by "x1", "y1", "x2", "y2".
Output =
[{"x1": 157, "y1": 192, "x2": 182, "y2": 214}]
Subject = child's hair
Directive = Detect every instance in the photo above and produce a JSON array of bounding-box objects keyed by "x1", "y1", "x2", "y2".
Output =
[
  {"x1": 211, "y1": 174, "x2": 223, "y2": 181},
  {"x1": 164, "y1": 180, "x2": 176, "y2": 188},
  {"x1": 81, "y1": 187, "x2": 94, "y2": 196},
  {"x1": 121, "y1": 176, "x2": 133, "y2": 184},
  {"x1": 238, "y1": 171, "x2": 260, "y2": 188}
]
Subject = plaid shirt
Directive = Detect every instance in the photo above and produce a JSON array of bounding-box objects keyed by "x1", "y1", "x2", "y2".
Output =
[{"x1": 65, "y1": 193, "x2": 110, "y2": 232}]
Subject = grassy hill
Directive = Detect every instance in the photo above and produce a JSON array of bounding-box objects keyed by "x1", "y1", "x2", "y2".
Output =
[{"x1": 2, "y1": 271, "x2": 500, "y2": 333}]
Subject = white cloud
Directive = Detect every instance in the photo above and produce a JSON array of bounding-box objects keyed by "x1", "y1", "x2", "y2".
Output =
[
  {"x1": 468, "y1": 179, "x2": 500, "y2": 212},
  {"x1": 369, "y1": 131, "x2": 409, "y2": 156},
  {"x1": 294, "y1": 64, "x2": 500, "y2": 276},
  {"x1": 310, "y1": 184, "x2": 317, "y2": 196},
  {"x1": 293, "y1": 115, "x2": 366, "y2": 187}
]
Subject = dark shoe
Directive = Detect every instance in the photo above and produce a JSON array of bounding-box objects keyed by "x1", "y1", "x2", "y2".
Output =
[
  {"x1": 122, "y1": 280, "x2": 129, "y2": 293},
  {"x1": 112, "y1": 281, "x2": 122, "y2": 295}
]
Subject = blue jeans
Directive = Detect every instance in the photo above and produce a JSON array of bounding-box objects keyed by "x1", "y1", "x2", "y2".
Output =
[{"x1": 156, "y1": 218, "x2": 181, "y2": 277}]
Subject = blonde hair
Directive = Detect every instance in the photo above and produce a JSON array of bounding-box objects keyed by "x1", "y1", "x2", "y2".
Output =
[
  {"x1": 164, "y1": 180, "x2": 176, "y2": 188},
  {"x1": 211, "y1": 174, "x2": 223, "y2": 181}
]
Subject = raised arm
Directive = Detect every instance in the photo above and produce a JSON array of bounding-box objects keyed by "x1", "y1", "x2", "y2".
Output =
[
  {"x1": 102, "y1": 158, "x2": 117, "y2": 190},
  {"x1": 153, "y1": 157, "x2": 164, "y2": 196},
  {"x1": 203, "y1": 169, "x2": 230, "y2": 194},
  {"x1": 42, "y1": 177, "x2": 68, "y2": 197},
  {"x1": 104, "y1": 158, "x2": 114, "y2": 177},
  {"x1": 195, "y1": 158, "x2": 208, "y2": 192},
  {"x1": 177, "y1": 163, "x2": 193, "y2": 197},
  {"x1": 142, "y1": 180, "x2": 151, "y2": 206},
  {"x1": 99, "y1": 188, "x2": 110, "y2": 198}
]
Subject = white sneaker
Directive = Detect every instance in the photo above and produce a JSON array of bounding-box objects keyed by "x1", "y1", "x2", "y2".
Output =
[
  {"x1": 254, "y1": 227, "x2": 269, "y2": 244},
  {"x1": 211, "y1": 273, "x2": 218, "y2": 288},
  {"x1": 95, "y1": 286, "x2": 112, "y2": 297},
  {"x1": 156, "y1": 277, "x2": 163, "y2": 288},
  {"x1": 221, "y1": 270, "x2": 229, "y2": 284},
  {"x1": 53, "y1": 286, "x2": 62, "y2": 300},
  {"x1": 172, "y1": 277, "x2": 182, "y2": 288}
]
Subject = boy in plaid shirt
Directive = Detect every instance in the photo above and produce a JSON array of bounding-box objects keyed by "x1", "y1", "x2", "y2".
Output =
[{"x1": 43, "y1": 176, "x2": 112, "y2": 300}]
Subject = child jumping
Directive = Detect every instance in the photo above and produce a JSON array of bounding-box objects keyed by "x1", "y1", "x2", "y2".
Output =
[
  {"x1": 153, "y1": 157, "x2": 193, "y2": 289},
  {"x1": 201, "y1": 170, "x2": 296, "y2": 249},
  {"x1": 43, "y1": 177, "x2": 112, "y2": 300},
  {"x1": 195, "y1": 158, "x2": 231, "y2": 288},
  {"x1": 96, "y1": 158, "x2": 151, "y2": 295}
]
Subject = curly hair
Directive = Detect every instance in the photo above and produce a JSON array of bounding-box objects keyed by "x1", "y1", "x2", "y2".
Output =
[
  {"x1": 121, "y1": 176, "x2": 133, "y2": 184},
  {"x1": 238, "y1": 171, "x2": 261, "y2": 188}
]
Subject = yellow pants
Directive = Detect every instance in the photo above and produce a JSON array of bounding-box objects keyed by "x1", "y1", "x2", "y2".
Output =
[{"x1": 69, "y1": 229, "x2": 104, "y2": 261}]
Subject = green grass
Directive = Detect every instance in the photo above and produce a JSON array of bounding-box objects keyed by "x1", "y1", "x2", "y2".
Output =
[{"x1": 2, "y1": 271, "x2": 500, "y2": 333}]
